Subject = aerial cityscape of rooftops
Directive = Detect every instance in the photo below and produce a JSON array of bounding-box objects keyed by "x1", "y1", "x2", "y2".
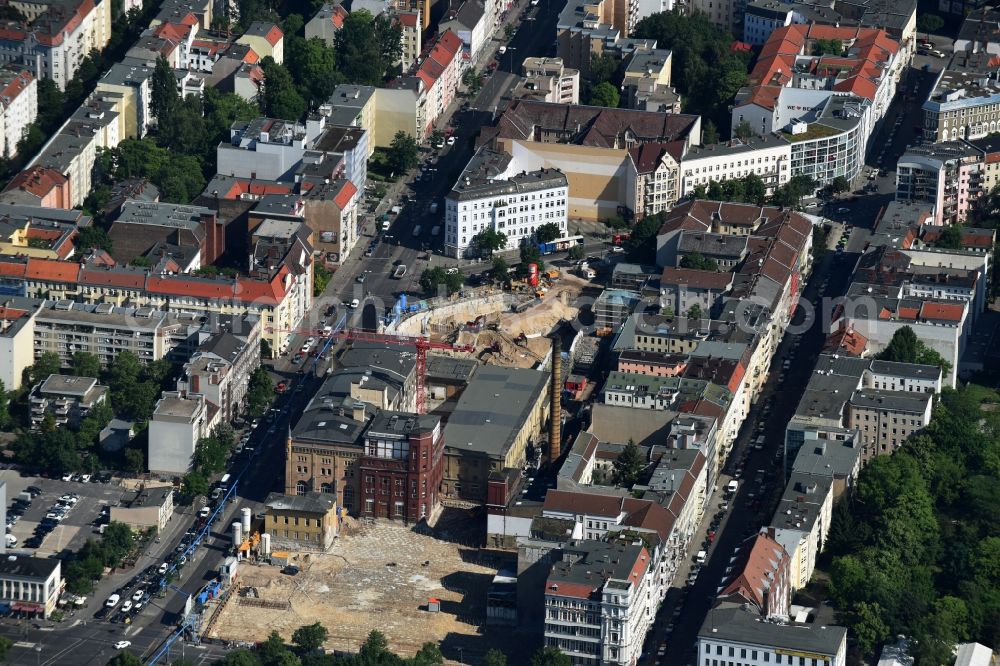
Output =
[{"x1": 0, "y1": 0, "x2": 996, "y2": 663}]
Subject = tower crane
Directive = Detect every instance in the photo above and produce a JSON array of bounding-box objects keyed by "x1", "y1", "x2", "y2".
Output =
[{"x1": 267, "y1": 322, "x2": 475, "y2": 414}]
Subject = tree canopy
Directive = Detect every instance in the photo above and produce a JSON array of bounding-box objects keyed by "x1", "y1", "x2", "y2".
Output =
[
  {"x1": 387, "y1": 131, "x2": 419, "y2": 176},
  {"x1": 333, "y1": 10, "x2": 402, "y2": 86},
  {"x1": 679, "y1": 251, "x2": 719, "y2": 271},
  {"x1": 624, "y1": 213, "x2": 665, "y2": 264},
  {"x1": 588, "y1": 82, "x2": 620, "y2": 108},
  {"x1": 418, "y1": 267, "x2": 463, "y2": 296},
  {"x1": 633, "y1": 11, "x2": 751, "y2": 132},
  {"x1": 473, "y1": 228, "x2": 508, "y2": 256},
  {"x1": 535, "y1": 222, "x2": 561, "y2": 244},
  {"x1": 613, "y1": 440, "x2": 645, "y2": 487},
  {"x1": 875, "y1": 325, "x2": 951, "y2": 374},
  {"x1": 826, "y1": 384, "x2": 1000, "y2": 659}
]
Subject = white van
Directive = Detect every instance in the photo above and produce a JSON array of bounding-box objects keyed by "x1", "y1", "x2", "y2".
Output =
[
  {"x1": 695, "y1": 550, "x2": 707, "y2": 565},
  {"x1": 219, "y1": 473, "x2": 231, "y2": 488},
  {"x1": 726, "y1": 480, "x2": 739, "y2": 494},
  {"x1": 198, "y1": 507, "x2": 211, "y2": 519},
  {"x1": 4, "y1": 534, "x2": 15, "y2": 547}
]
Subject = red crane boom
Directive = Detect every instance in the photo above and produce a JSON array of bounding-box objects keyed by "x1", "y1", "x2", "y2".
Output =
[{"x1": 329, "y1": 329, "x2": 474, "y2": 414}]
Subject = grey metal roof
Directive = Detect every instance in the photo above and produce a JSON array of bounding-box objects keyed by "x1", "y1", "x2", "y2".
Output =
[
  {"x1": 265, "y1": 491, "x2": 336, "y2": 514},
  {"x1": 699, "y1": 604, "x2": 846, "y2": 656},
  {"x1": 367, "y1": 410, "x2": 439, "y2": 437},
  {"x1": 868, "y1": 359, "x2": 941, "y2": 380},
  {"x1": 848, "y1": 389, "x2": 932, "y2": 414},
  {"x1": 448, "y1": 148, "x2": 566, "y2": 201},
  {"x1": 547, "y1": 540, "x2": 646, "y2": 590},
  {"x1": 770, "y1": 472, "x2": 833, "y2": 534},
  {"x1": 791, "y1": 436, "x2": 862, "y2": 479},
  {"x1": 0, "y1": 555, "x2": 60, "y2": 580},
  {"x1": 442, "y1": 367, "x2": 548, "y2": 458}
]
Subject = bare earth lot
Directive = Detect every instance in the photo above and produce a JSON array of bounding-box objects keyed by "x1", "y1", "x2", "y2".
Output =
[{"x1": 207, "y1": 522, "x2": 498, "y2": 661}]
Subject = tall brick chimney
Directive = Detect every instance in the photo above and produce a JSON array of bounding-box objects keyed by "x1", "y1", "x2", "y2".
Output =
[{"x1": 549, "y1": 334, "x2": 561, "y2": 462}]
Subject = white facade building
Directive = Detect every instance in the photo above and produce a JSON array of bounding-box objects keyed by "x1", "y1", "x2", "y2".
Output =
[
  {"x1": 148, "y1": 391, "x2": 212, "y2": 476},
  {"x1": 697, "y1": 605, "x2": 848, "y2": 666},
  {"x1": 0, "y1": 70, "x2": 37, "y2": 158},
  {"x1": 544, "y1": 541, "x2": 655, "y2": 666},
  {"x1": 679, "y1": 134, "x2": 791, "y2": 197},
  {"x1": 445, "y1": 148, "x2": 568, "y2": 258}
]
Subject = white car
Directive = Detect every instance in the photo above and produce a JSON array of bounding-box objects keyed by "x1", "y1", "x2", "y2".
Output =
[
  {"x1": 61, "y1": 473, "x2": 73, "y2": 482},
  {"x1": 114, "y1": 641, "x2": 131, "y2": 650},
  {"x1": 350, "y1": 298, "x2": 360, "y2": 309},
  {"x1": 80, "y1": 474, "x2": 91, "y2": 483},
  {"x1": 446, "y1": 136, "x2": 456, "y2": 146},
  {"x1": 132, "y1": 589, "x2": 144, "y2": 602},
  {"x1": 120, "y1": 600, "x2": 132, "y2": 613},
  {"x1": 446, "y1": 267, "x2": 459, "y2": 274},
  {"x1": 105, "y1": 594, "x2": 120, "y2": 608},
  {"x1": 158, "y1": 562, "x2": 169, "y2": 575}
]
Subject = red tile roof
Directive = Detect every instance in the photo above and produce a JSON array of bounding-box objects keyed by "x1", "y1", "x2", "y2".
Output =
[
  {"x1": 543, "y1": 490, "x2": 624, "y2": 518},
  {"x1": 4, "y1": 166, "x2": 68, "y2": 199},
  {"x1": 397, "y1": 11, "x2": 418, "y2": 27},
  {"x1": 0, "y1": 70, "x2": 32, "y2": 106},
  {"x1": 265, "y1": 25, "x2": 283, "y2": 46},
  {"x1": 333, "y1": 180, "x2": 357, "y2": 209},
  {"x1": 78, "y1": 267, "x2": 146, "y2": 289},
  {"x1": 26, "y1": 257, "x2": 79, "y2": 283},
  {"x1": 919, "y1": 302, "x2": 964, "y2": 322}
]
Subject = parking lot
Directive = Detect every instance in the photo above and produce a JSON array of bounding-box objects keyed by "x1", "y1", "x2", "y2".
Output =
[{"x1": 2, "y1": 471, "x2": 123, "y2": 555}]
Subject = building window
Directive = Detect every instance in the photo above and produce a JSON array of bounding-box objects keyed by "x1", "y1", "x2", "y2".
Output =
[{"x1": 295, "y1": 481, "x2": 307, "y2": 496}]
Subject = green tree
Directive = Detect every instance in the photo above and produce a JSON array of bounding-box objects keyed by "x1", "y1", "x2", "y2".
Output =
[
  {"x1": 589, "y1": 52, "x2": 619, "y2": 85},
  {"x1": 877, "y1": 326, "x2": 920, "y2": 364},
  {"x1": 473, "y1": 228, "x2": 508, "y2": 255},
  {"x1": 247, "y1": 366, "x2": 274, "y2": 418},
  {"x1": 613, "y1": 440, "x2": 644, "y2": 486},
  {"x1": 182, "y1": 472, "x2": 209, "y2": 498},
  {"x1": 770, "y1": 175, "x2": 816, "y2": 209},
  {"x1": 687, "y1": 304, "x2": 703, "y2": 319},
  {"x1": 285, "y1": 36, "x2": 340, "y2": 109},
  {"x1": 535, "y1": 222, "x2": 561, "y2": 243},
  {"x1": 812, "y1": 38, "x2": 843, "y2": 55},
  {"x1": 25, "y1": 351, "x2": 62, "y2": 386},
  {"x1": 936, "y1": 224, "x2": 963, "y2": 249},
  {"x1": 292, "y1": 622, "x2": 328, "y2": 653},
  {"x1": 734, "y1": 121, "x2": 753, "y2": 141},
  {"x1": 0, "y1": 379, "x2": 10, "y2": 430},
  {"x1": 702, "y1": 119, "x2": 719, "y2": 144},
  {"x1": 567, "y1": 244, "x2": 585, "y2": 261},
  {"x1": 491, "y1": 255, "x2": 509, "y2": 282},
  {"x1": 314, "y1": 263, "x2": 331, "y2": 296},
  {"x1": 71, "y1": 351, "x2": 102, "y2": 378},
  {"x1": 151, "y1": 55, "x2": 179, "y2": 121},
  {"x1": 107, "y1": 652, "x2": 143, "y2": 666},
  {"x1": 359, "y1": 631, "x2": 390, "y2": 661},
  {"x1": 387, "y1": 130, "x2": 419, "y2": 176},
  {"x1": 123, "y1": 444, "x2": 146, "y2": 474},
  {"x1": 679, "y1": 251, "x2": 718, "y2": 271},
  {"x1": 588, "y1": 81, "x2": 620, "y2": 108},
  {"x1": 518, "y1": 244, "x2": 544, "y2": 277},
  {"x1": 917, "y1": 14, "x2": 944, "y2": 35},
  {"x1": 419, "y1": 267, "x2": 451, "y2": 295},
  {"x1": 334, "y1": 10, "x2": 400, "y2": 85},
  {"x1": 624, "y1": 212, "x2": 664, "y2": 264},
  {"x1": 0, "y1": 635, "x2": 11, "y2": 661},
  {"x1": 76, "y1": 226, "x2": 113, "y2": 252},
  {"x1": 530, "y1": 647, "x2": 572, "y2": 666},
  {"x1": 409, "y1": 642, "x2": 444, "y2": 665},
  {"x1": 830, "y1": 175, "x2": 850, "y2": 194},
  {"x1": 259, "y1": 57, "x2": 306, "y2": 121},
  {"x1": 847, "y1": 601, "x2": 890, "y2": 657},
  {"x1": 482, "y1": 649, "x2": 508, "y2": 666}
]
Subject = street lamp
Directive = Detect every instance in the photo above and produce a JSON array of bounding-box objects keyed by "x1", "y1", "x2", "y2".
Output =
[{"x1": 35, "y1": 645, "x2": 41, "y2": 666}]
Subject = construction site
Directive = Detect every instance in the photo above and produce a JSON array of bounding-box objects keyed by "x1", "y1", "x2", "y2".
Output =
[
  {"x1": 392, "y1": 270, "x2": 594, "y2": 370},
  {"x1": 205, "y1": 518, "x2": 508, "y2": 662}
]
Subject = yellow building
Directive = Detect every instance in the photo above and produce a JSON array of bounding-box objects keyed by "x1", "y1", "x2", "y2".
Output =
[
  {"x1": 441, "y1": 366, "x2": 550, "y2": 503},
  {"x1": 236, "y1": 22, "x2": 284, "y2": 64},
  {"x1": 265, "y1": 492, "x2": 339, "y2": 551}
]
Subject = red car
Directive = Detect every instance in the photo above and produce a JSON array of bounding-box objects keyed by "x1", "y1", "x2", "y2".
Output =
[{"x1": 276, "y1": 381, "x2": 287, "y2": 393}]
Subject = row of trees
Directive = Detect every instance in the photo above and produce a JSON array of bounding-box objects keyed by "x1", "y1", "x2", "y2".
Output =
[
  {"x1": 691, "y1": 174, "x2": 819, "y2": 210},
  {"x1": 825, "y1": 384, "x2": 1000, "y2": 659},
  {"x1": 106, "y1": 628, "x2": 574, "y2": 666}
]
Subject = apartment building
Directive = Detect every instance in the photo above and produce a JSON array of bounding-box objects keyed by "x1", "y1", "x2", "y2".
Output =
[
  {"x1": 440, "y1": 0, "x2": 487, "y2": 65},
  {"x1": 626, "y1": 141, "x2": 683, "y2": 219},
  {"x1": 544, "y1": 540, "x2": 654, "y2": 666},
  {"x1": 679, "y1": 134, "x2": 791, "y2": 198},
  {"x1": 444, "y1": 148, "x2": 568, "y2": 258},
  {"x1": 0, "y1": 298, "x2": 38, "y2": 391},
  {"x1": 302, "y1": 177, "x2": 360, "y2": 267},
  {"x1": 93, "y1": 59, "x2": 156, "y2": 139},
  {"x1": 717, "y1": 529, "x2": 791, "y2": 618},
  {"x1": 397, "y1": 11, "x2": 421, "y2": 71},
  {"x1": 148, "y1": 391, "x2": 212, "y2": 475},
  {"x1": 111, "y1": 486, "x2": 174, "y2": 532},
  {"x1": 768, "y1": 472, "x2": 833, "y2": 591},
  {"x1": 896, "y1": 142, "x2": 984, "y2": 225},
  {"x1": 177, "y1": 314, "x2": 261, "y2": 425},
  {"x1": 358, "y1": 411, "x2": 444, "y2": 523},
  {"x1": 414, "y1": 30, "x2": 462, "y2": 129},
  {"x1": 304, "y1": 3, "x2": 349, "y2": 46},
  {"x1": 510, "y1": 57, "x2": 579, "y2": 105},
  {"x1": 847, "y1": 389, "x2": 933, "y2": 460},
  {"x1": 922, "y1": 65, "x2": 1000, "y2": 144},
  {"x1": 485, "y1": 100, "x2": 701, "y2": 221},
  {"x1": 659, "y1": 267, "x2": 734, "y2": 316},
  {"x1": 325, "y1": 83, "x2": 428, "y2": 148},
  {"x1": 555, "y1": 0, "x2": 641, "y2": 76},
  {"x1": 29, "y1": 374, "x2": 107, "y2": 428},
  {"x1": 622, "y1": 49, "x2": 680, "y2": 113},
  {"x1": 218, "y1": 117, "x2": 313, "y2": 181},
  {"x1": 0, "y1": 237, "x2": 313, "y2": 359},
  {"x1": 0, "y1": 69, "x2": 36, "y2": 158},
  {"x1": 236, "y1": 22, "x2": 283, "y2": 63},
  {"x1": 697, "y1": 604, "x2": 847, "y2": 666},
  {"x1": 0, "y1": 0, "x2": 111, "y2": 91}
]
